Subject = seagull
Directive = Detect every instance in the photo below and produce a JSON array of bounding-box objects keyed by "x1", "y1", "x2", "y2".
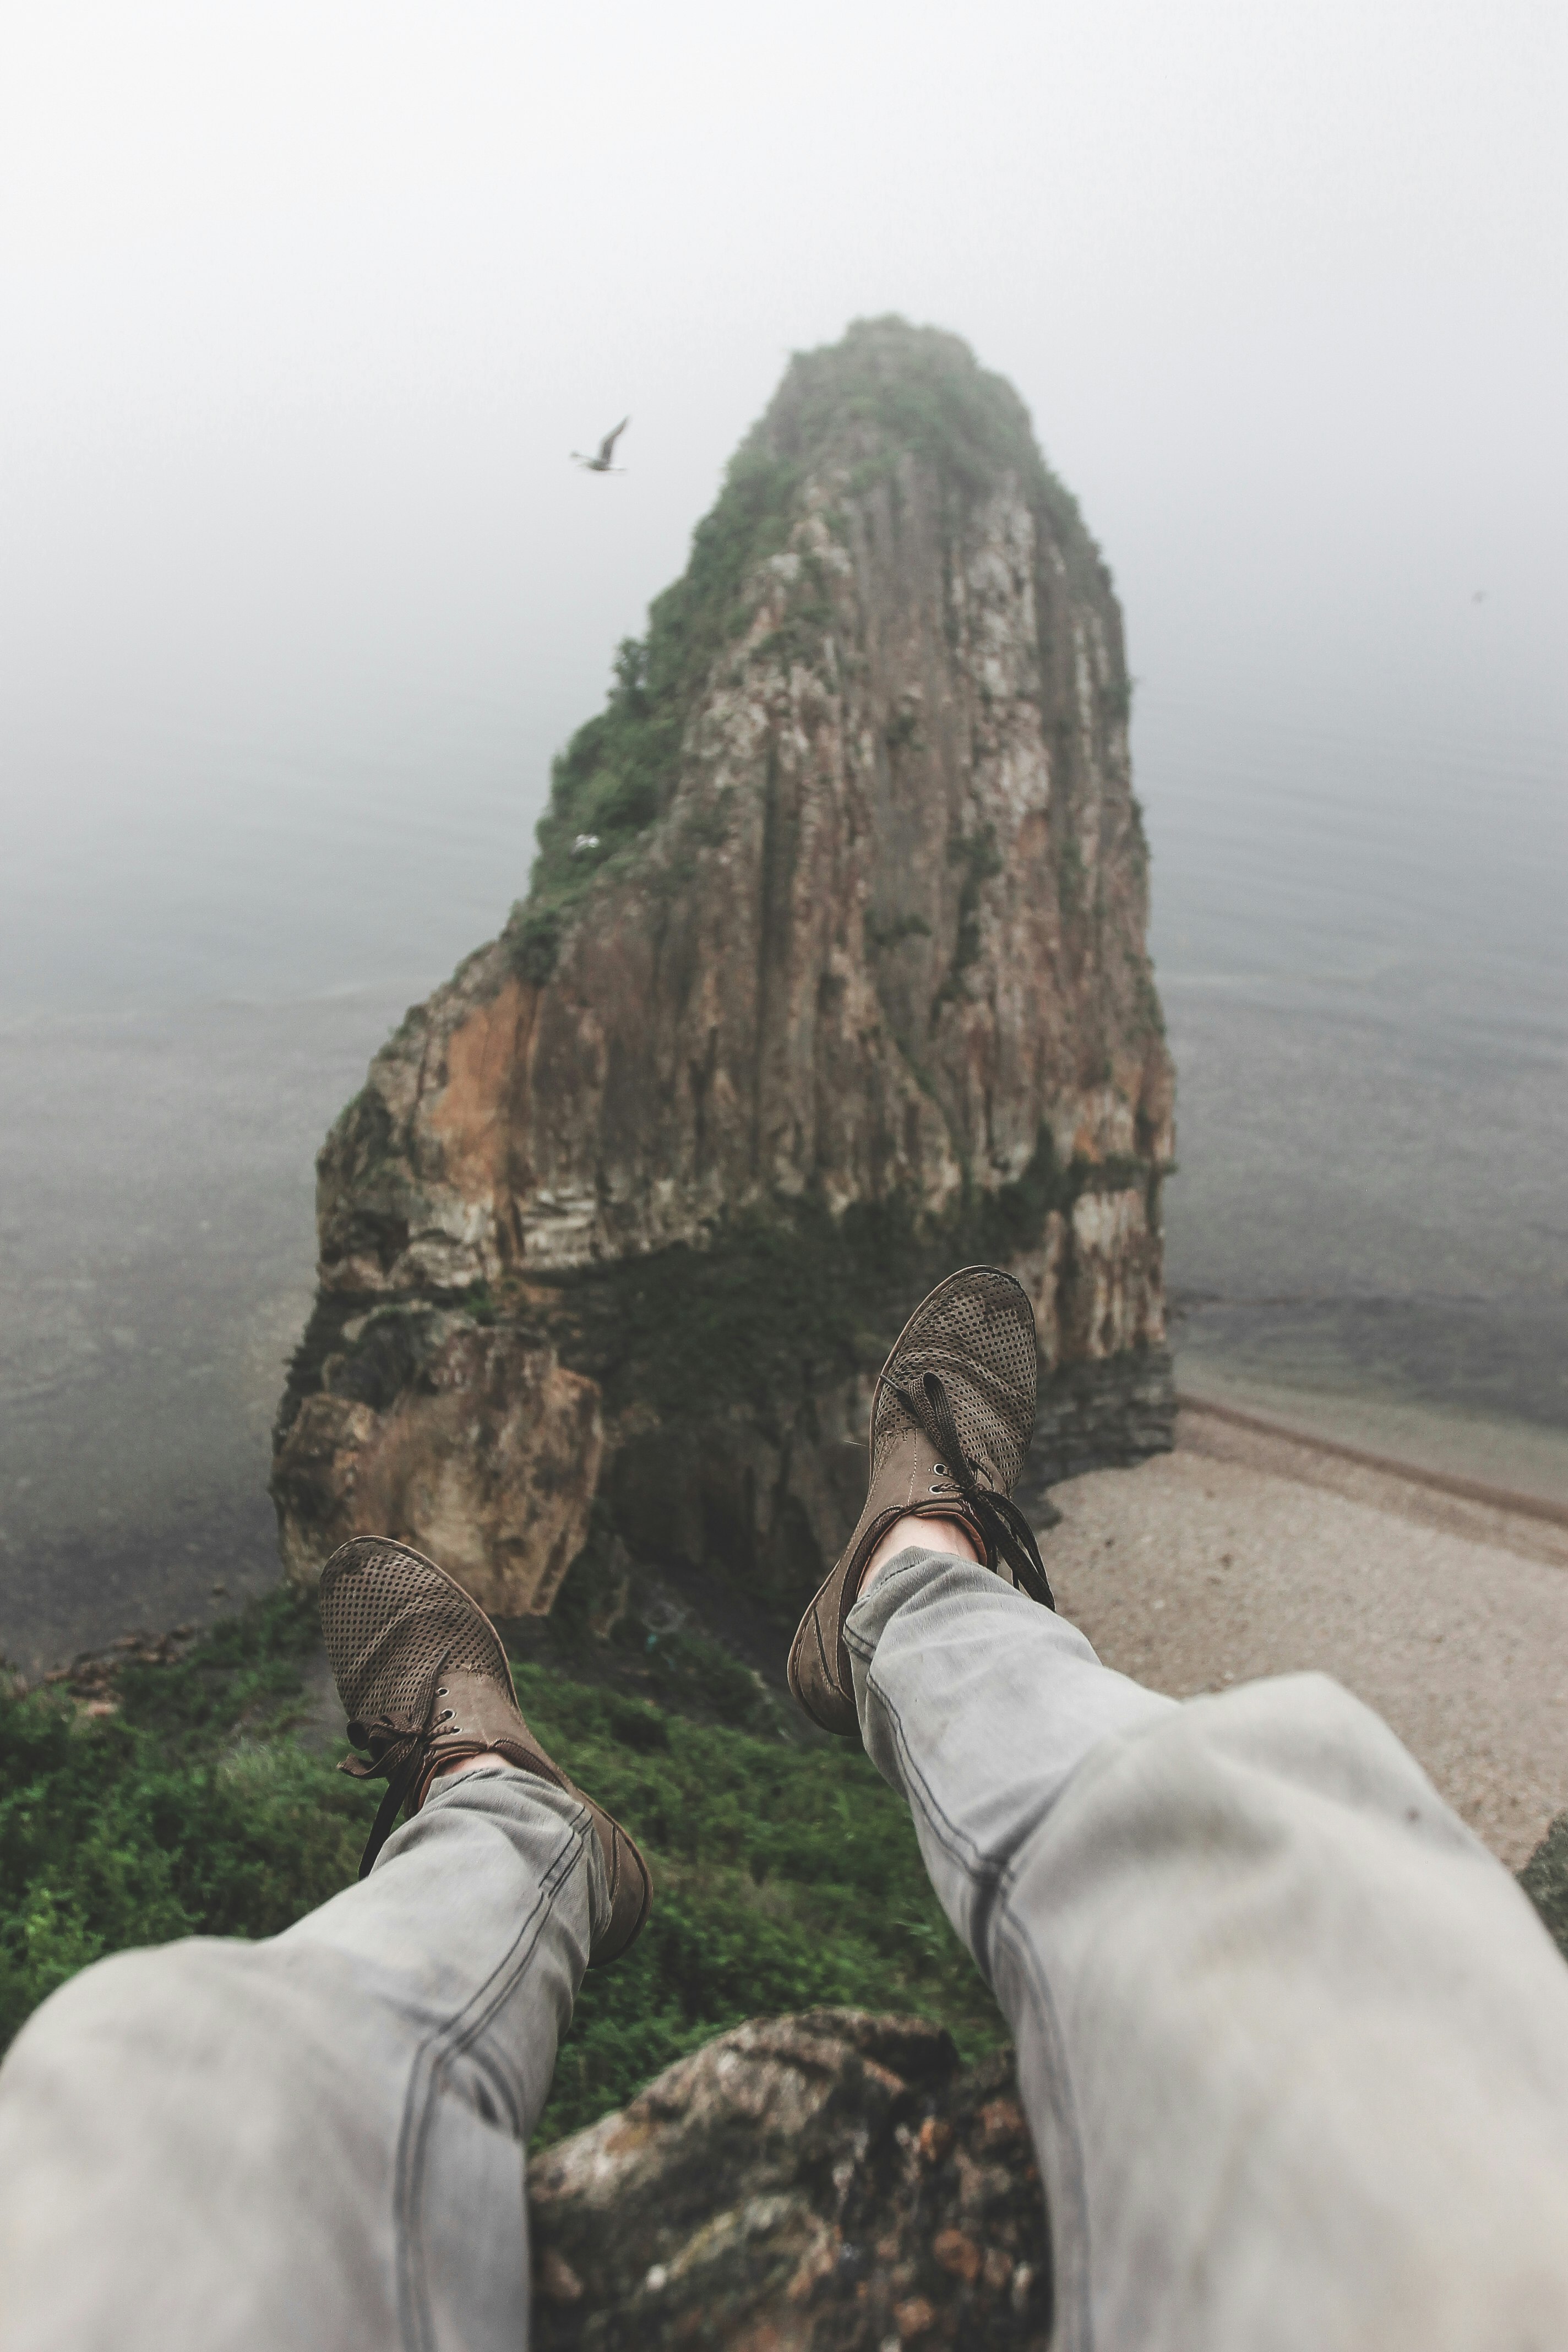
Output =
[{"x1": 571, "y1": 418, "x2": 629, "y2": 473}]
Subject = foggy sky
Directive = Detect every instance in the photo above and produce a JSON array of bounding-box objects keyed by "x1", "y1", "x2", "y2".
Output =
[{"x1": 3, "y1": 0, "x2": 1563, "y2": 1005}]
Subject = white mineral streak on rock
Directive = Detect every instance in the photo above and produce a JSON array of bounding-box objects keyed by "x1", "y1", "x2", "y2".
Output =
[{"x1": 1067, "y1": 1186, "x2": 1164, "y2": 1357}]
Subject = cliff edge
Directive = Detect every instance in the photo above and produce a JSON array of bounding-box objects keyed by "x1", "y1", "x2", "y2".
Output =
[{"x1": 271, "y1": 318, "x2": 1175, "y2": 1621}]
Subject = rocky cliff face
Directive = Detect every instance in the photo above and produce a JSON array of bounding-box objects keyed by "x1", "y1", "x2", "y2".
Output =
[
  {"x1": 272, "y1": 318, "x2": 1174, "y2": 1618},
  {"x1": 528, "y1": 2008, "x2": 1050, "y2": 2350}
]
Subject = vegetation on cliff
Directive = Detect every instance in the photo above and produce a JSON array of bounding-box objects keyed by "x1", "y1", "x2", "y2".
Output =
[
  {"x1": 0, "y1": 1604, "x2": 366, "y2": 2048},
  {"x1": 0, "y1": 1594, "x2": 1005, "y2": 2142},
  {"x1": 7, "y1": 1591, "x2": 1568, "y2": 2151},
  {"x1": 507, "y1": 315, "x2": 1105, "y2": 971},
  {"x1": 519, "y1": 1126, "x2": 1154, "y2": 1413}
]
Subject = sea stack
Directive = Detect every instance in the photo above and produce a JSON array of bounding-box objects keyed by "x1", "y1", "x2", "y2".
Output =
[{"x1": 271, "y1": 318, "x2": 1176, "y2": 1622}]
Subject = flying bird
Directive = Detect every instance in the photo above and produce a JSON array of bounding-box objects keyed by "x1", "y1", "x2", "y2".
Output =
[{"x1": 571, "y1": 418, "x2": 629, "y2": 473}]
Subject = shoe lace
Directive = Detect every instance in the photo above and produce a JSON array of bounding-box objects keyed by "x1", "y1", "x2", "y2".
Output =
[
  {"x1": 889, "y1": 1370, "x2": 1057, "y2": 1610},
  {"x1": 337, "y1": 1654, "x2": 448, "y2": 1880}
]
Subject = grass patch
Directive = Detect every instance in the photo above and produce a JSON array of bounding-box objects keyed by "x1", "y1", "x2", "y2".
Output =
[
  {"x1": 0, "y1": 1592, "x2": 1003, "y2": 2147},
  {"x1": 509, "y1": 1663, "x2": 1004, "y2": 2141},
  {"x1": 0, "y1": 1597, "x2": 373, "y2": 2052}
]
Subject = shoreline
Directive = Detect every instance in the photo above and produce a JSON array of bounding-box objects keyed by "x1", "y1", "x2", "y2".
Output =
[
  {"x1": 1050, "y1": 1410, "x2": 1568, "y2": 1867},
  {"x1": 1176, "y1": 1392, "x2": 1568, "y2": 1538},
  {"x1": 10, "y1": 1387, "x2": 1568, "y2": 1869}
]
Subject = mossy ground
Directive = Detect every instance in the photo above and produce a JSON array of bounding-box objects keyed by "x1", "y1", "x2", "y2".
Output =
[
  {"x1": 0, "y1": 1601, "x2": 369, "y2": 2054},
  {"x1": 0, "y1": 1588, "x2": 1005, "y2": 2147}
]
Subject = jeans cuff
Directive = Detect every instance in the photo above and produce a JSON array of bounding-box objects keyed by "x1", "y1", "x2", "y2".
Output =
[{"x1": 845, "y1": 1545, "x2": 999, "y2": 1663}]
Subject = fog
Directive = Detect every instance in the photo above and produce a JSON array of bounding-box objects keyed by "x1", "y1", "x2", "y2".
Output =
[
  {"x1": 3, "y1": 0, "x2": 1563, "y2": 1016},
  {"x1": 3, "y1": 0, "x2": 1566, "y2": 1663}
]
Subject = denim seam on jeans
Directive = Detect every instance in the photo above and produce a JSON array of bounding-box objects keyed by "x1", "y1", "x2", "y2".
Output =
[
  {"x1": 853, "y1": 1659, "x2": 1091, "y2": 2349},
  {"x1": 846, "y1": 1631, "x2": 998, "y2": 1892},
  {"x1": 391, "y1": 1791, "x2": 595, "y2": 2352},
  {"x1": 989, "y1": 1888, "x2": 1092, "y2": 2352}
]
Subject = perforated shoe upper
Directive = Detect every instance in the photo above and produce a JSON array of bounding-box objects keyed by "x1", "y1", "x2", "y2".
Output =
[
  {"x1": 319, "y1": 1536, "x2": 650, "y2": 1964},
  {"x1": 788, "y1": 1265, "x2": 1054, "y2": 1737},
  {"x1": 866, "y1": 1263, "x2": 1038, "y2": 1498},
  {"x1": 322, "y1": 1536, "x2": 518, "y2": 1751}
]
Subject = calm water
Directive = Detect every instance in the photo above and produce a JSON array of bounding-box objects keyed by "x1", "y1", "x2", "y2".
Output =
[
  {"x1": 1146, "y1": 693, "x2": 1568, "y2": 1497},
  {"x1": 1, "y1": 691, "x2": 537, "y2": 1674},
  {"x1": 2, "y1": 684, "x2": 1564, "y2": 1672}
]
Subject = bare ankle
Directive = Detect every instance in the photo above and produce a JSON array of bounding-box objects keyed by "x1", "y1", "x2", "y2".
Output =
[
  {"x1": 432, "y1": 1749, "x2": 512, "y2": 1783},
  {"x1": 859, "y1": 1513, "x2": 983, "y2": 1594}
]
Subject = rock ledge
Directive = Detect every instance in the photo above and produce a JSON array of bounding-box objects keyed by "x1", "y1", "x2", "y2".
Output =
[{"x1": 530, "y1": 2007, "x2": 1050, "y2": 2349}]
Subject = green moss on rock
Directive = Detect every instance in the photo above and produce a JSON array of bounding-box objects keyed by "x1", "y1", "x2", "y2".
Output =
[
  {"x1": 503, "y1": 314, "x2": 1106, "y2": 984},
  {"x1": 1521, "y1": 1812, "x2": 1568, "y2": 1964},
  {"x1": 538, "y1": 1130, "x2": 1145, "y2": 1428},
  {"x1": 505, "y1": 439, "x2": 804, "y2": 966}
]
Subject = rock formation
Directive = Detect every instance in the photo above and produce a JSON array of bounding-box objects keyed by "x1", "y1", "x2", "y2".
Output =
[
  {"x1": 527, "y1": 2008, "x2": 1050, "y2": 2350},
  {"x1": 272, "y1": 317, "x2": 1175, "y2": 1619}
]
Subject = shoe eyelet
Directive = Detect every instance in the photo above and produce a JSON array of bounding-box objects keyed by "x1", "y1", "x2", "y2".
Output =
[{"x1": 933, "y1": 1462, "x2": 947, "y2": 1475}]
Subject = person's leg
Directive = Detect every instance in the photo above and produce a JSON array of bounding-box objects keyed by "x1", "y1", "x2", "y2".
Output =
[
  {"x1": 849, "y1": 1539, "x2": 1568, "y2": 2352},
  {"x1": 0, "y1": 1762, "x2": 604, "y2": 2352},
  {"x1": 0, "y1": 1535, "x2": 651, "y2": 2352}
]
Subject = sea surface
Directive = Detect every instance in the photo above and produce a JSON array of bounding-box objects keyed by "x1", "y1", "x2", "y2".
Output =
[
  {"x1": 1147, "y1": 693, "x2": 1568, "y2": 1503},
  {"x1": 2, "y1": 684, "x2": 1564, "y2": 1673}
]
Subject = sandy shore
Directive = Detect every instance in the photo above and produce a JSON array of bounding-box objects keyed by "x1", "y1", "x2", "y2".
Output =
[{"x1": 1047, "y1": 1404, "x2": 1568, "y2": 1869}]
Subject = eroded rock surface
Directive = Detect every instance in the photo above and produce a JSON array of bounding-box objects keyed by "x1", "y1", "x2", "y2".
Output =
[
  {"x1": 275, "y1": 1321, "x2": 602, "y2": 1610},
  {"x1": 273, "y1": 319, "x2": 1175, "y2": 1615},
  {"x1": 528, "y1": 2009, "x2": 1050, "y2": 2350}
]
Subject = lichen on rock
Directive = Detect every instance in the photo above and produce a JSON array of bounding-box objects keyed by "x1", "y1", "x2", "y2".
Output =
[
  {"x1": 527, "y1": 2007, "x2": 1052, "y2": 2350},
  {"x1": 272, "y1": 316, "x2": 1176, "y2": 1615}
]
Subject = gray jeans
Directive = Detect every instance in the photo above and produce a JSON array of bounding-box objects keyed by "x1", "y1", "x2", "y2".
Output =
[
  {"x1": 0, "y1": 1769, "x2": 607, "y2": 2350},
  {"x1": 851, "y1": 1551, "x2": 1568, "y2": 2350},
  {"x1": 6, "y1": 1548, "x2": 1568, "y2": 2349}
]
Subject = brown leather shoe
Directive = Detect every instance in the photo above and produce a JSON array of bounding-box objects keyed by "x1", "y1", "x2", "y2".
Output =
[
  {"x1": 787, "y1": 1265, "x2": 1056, "y2": 1736},
  {"x1": 319, "y1": 1535, "x2": 651, "y2": 1965}
]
